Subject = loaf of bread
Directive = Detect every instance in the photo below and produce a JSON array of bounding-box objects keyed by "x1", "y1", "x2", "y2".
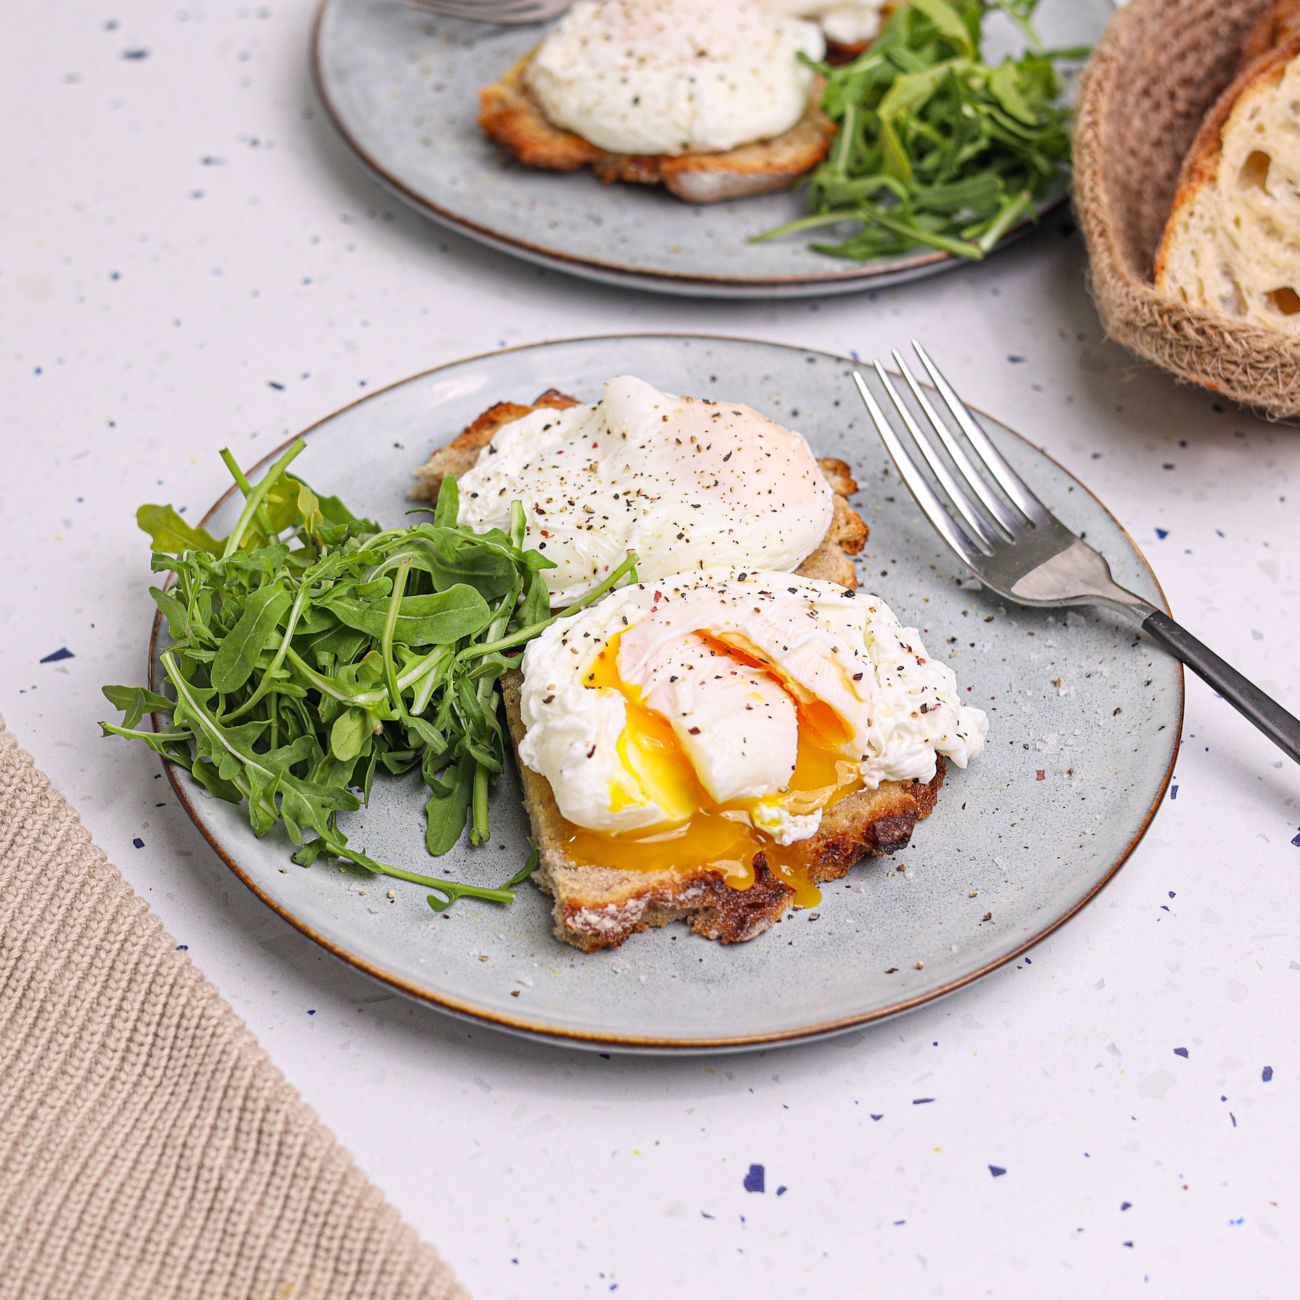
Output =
[{"x1": 1153, "y1": 30, "x2": 1300, "y2": 335}]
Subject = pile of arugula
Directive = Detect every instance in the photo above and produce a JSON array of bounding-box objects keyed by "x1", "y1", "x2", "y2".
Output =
[
  {"x1": 759, "y1": 0, "x2": 1083, "y2": 262},
  {"x1": 101, "y1": 440, "x2": 635, "y2": 912}
]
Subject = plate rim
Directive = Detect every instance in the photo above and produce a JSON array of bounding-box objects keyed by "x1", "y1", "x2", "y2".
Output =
[
  {"x1": 149, "y1": 332, "x2": 1184, "y2": 1051},
  {"x1": 309, "y1": 0, "x2": 1069, "y2": 295}
]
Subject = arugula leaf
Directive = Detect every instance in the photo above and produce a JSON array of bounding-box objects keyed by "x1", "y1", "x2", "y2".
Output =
[
  {"x1": 989, "y1": 61, "x2": 1037, "y2": 125},
  {"x1": 327, "y1": 585, "x2": 492, "y2": 646},
  {"x1": 423, "y1": 756, "x2": 475, "y2": 856},
  {"x1": 500, "y1": 840, "x2": 540, "y2": 890},
  {"x1": 432, "y1": 474, "x2": 459, "y2": 528},
  {"x1": 102, "y1": 684, "x2": 174, "y2": 729},
  {"x1": 211, "y1": 581, "x2": 292, "y2": 694},
  {"x1": 329, "y1": 707, "x2": 373, "y2": 762},
  {"x1": 137, "y1": 505, "x2": 221, "y2": 556}
]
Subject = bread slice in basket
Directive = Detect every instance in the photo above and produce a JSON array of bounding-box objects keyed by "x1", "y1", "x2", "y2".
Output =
[
  {"x1": 479, "y1": 51, "x2": 836, "y2": 204},
  {"x1": 1153, "y1": 33, "x2": 1300, "y2": 335},
  {"x1": 415, "y1": 393, "x2": 949, "y2": 952}
]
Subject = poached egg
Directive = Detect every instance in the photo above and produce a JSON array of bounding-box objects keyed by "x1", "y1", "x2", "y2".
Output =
[
  {"x1": 523, "y1": 0, "x2": 825, "y2": 156},
  {"x1": 456, "y1": 376, "x2": 835, "y2": 606},
  {"x1": 518, "y1": 570, "x2": 988, "y2": 903},
  {"x1": 760, "y1": 0, "x2": 888, "y2": 47}
]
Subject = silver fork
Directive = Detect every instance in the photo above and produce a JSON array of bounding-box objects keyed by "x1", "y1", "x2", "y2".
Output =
[
  {"x1": 853, "y1": 342, "x2": 1300, "y2": 764},
  {"x1": 405, "y1": 0, "x2": 568, "y2": 23}
]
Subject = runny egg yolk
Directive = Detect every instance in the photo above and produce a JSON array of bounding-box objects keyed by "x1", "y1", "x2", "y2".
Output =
[{"x1": 563, "y1": 633, "x2": 862, "y2": 907}]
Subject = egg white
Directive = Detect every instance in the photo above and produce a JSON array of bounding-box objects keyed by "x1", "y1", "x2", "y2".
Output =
[
  {"x1": 456, "y1": 376, "x2": 836, "y2": 606},
  {"x1": 524, "y1": 0, "x2": 825, "y2": 156}
]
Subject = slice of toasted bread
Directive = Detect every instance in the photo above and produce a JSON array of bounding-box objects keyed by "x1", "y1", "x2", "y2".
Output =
[
  {"x1": 1153, "y1": 36, "x2": 1300, "y2": 334},
  {"x1": 502, "y1": 671, "x2": 944, "y2": 952},
  {"x1": 413, "y1": 390, "x2": 869, "y2": 590},
  {"x1": 478, "y1": 50, "x2": 836, "y2": 203},
  {"x1": 415, "y1": 393, "x2": 940, "y2": 952},
  {"x1": 825, "y1": 37, "x2": 871, "y2": 63}
]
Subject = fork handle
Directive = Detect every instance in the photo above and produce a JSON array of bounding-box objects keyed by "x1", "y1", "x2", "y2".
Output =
[{"x1": 1142, "y1": 611, "x2": 1300, "y2": 764}]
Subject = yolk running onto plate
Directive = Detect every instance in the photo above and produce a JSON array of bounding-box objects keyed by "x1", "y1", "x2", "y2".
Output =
[{"x1": 563, "y1": 634, "x2": 862, "y2": 906}]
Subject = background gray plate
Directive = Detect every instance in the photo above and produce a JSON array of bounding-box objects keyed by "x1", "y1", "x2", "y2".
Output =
[
  {"x1": 154, "y1": 335, "x2": 1181, "y2": 1051},
  {"x1": 312, "y1": 0, "x2": 1110, "y2": 298}
]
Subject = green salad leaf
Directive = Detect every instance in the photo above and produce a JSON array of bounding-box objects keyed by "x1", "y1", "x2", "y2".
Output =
[
  {"x1": 757, "y1": 0, "x2": 1083, "y2": 262},
  {"x1": 101, "y1": 441, "x2": 637, "y2": 911}
]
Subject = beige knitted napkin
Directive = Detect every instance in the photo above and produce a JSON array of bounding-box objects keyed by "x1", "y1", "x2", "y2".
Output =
[{"x1": 0, "y1": 719, "x2": 468, "y2": 1300}]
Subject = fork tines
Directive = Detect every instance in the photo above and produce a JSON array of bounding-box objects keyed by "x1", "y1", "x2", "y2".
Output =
[{"x1": 853, "y1": 341, "x2": 1050, "y2": 561}]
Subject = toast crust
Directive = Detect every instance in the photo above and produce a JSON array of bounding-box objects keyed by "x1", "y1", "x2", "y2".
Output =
[
  {"x1": 416, "y1": 391, "x2": 926, "y2": 952},
  {"x1": 478, "y1": 51, "x2": 836, "y2": 203},
  {"x1": 1240, "y1": 0, "x2": 1300, "y2": 67}
]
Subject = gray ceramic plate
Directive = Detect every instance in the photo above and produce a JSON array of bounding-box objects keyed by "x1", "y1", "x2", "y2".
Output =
[
  {"x1": 312, "y1": 0, "x2": 1109, "y2": 299},
  {"x1": 153, "y1": 335, "x2": 1180, "y2": 1052}
]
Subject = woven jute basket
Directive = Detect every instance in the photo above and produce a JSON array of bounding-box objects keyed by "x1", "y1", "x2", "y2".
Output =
[{"x1": 1074, "y1": 0, "x2": 1300, "y2": 419}]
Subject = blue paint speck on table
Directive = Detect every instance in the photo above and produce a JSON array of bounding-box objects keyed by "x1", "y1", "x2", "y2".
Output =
[
  {"x1": 1291, "y1": 829, "x2": 1300, "y2": 847},
  {"x1": 1155, "y1": 527, "x2": 1169, "y2": 539},
  {"x1": 989, "y1": 1165, "x2": 1007, "y2": 1178},
  {"x1": 132, "y1": 837, "x2": 144, "y2": 849},
  {"x1": 1262, "y1": 1066, "x2": 1274, "y2": 1082},
  {"x1": 913, "y1": 1098, "x2": 935, "y2": 1105},
  {"x1": 40, "y1": 647, "x2": 74, "y2": 664},
  {"x1": 1174, "y1": 1047, "x2": 1189, "y2": 1059},
  {"x1": 743, "y1": 1164, "x2": 765, "y2": 1194}
]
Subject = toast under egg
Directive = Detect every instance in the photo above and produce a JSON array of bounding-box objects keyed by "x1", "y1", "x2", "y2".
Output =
[
  {"x1": 1153, "y1": 32, "x2": 1300, "y2": 334},
  {"x1": 478, "y1": 50, "x2": 836, "y2": 204}
]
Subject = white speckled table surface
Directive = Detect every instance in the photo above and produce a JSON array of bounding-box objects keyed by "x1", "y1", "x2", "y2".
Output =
[{"x1": 3, "y1": 4, "x2": 1298, "y2": 1297}]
